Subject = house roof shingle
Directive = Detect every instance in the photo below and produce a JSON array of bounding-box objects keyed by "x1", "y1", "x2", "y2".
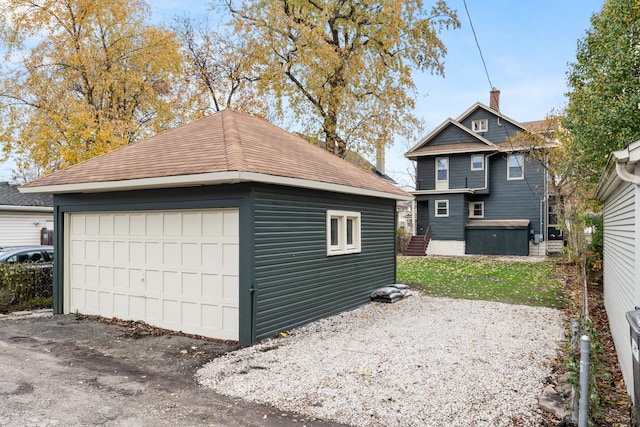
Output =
[
  {"x1": 0, "y1": 182, "x2": 52, "y2": 207},
  {"x1": 21, "y1": 110, "x2": 410, "y2": 200}
]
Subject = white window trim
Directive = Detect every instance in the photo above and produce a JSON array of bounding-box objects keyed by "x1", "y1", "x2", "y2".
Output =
[
  {"x1": 435, "y1": 157, "x2": 449, "y2": 190},
  {"x1": 472, "y1": 119, "x2": 488, "y2": 133},
  {"x1": 507, "y1": 154, "x2": 525, "y2": 180},
  {"x1": 471, "y1": 154, "x2": 484, "y2": 171},
  {"x1": 468, "y1": 201, "x2": 484, "y2": 218},
  {"x1": 327, "y1": 210, "x2": 361, "y2": 256},
  {"x1": 435, "y1": 200, "x2": 449, "y2": 218}
]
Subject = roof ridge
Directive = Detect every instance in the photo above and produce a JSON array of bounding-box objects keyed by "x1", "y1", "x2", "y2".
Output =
[{"x1": 221, "y1": 110, "x2": 249, "y2": 171}]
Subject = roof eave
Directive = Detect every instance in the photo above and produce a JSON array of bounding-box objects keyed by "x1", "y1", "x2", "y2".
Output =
[
  {"x1": 0, "y1": 205, "x2": 53, "y2": 212},
  {"x1": 19, "y1": 171, "x2": 413, "y2": 202}
]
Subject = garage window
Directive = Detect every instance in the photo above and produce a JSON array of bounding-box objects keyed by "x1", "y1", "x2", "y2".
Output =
[{"x1": 327, "y1": 210, "x2": 361, "y2": 256}]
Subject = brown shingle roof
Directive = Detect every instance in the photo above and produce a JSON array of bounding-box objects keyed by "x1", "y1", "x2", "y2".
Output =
[{"x1": 21, "y1": 109, "x2": 410, "y2": 199}]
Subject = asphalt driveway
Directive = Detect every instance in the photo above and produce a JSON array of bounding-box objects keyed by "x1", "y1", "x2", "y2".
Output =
[{"x1": 0, "y1": 312, "x2": 348, "y2": 427}]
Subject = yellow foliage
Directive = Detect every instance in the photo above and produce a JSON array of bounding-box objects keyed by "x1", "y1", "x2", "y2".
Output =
[
  {"x1": 0, "y1": 0, "x2": 189, "y2": 179},
  {"x1": 227, "y1": 0, "x2": 460, "y2": 158}
]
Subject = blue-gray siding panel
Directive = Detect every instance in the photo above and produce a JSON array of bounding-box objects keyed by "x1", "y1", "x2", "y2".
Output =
[
  {"x1": 424, "y1": 193, "x2": 466, "y2": 240},
  {"x1": 251, "y1": 186, "x2": 396, "y2": 340},
  {"x1": 429, "y1": 125, "x2": 475, "y2": 146},
  {"x1": 480, "y1": 153, "x2": 545, "y2": 235},
  {"x1": 459, "y1": 110, "x2": 524, "y2": 142},
  {"x1": 417, "y1": 154, "x2": 486, "y2": 191}
]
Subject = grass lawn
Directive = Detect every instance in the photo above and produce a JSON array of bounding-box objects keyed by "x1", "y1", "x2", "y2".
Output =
[{"x1": 397, "y1": 256, "x2": 565, "y2": 309}]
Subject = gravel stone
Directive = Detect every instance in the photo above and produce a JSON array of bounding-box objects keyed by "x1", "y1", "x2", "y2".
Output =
[{"x1": 197, "y1": 295, "x2": 564, "y2": 427}]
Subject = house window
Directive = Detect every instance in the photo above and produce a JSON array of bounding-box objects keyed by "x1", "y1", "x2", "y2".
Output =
[
  {"x1": 436, "y1": 157, "x2": 448, "y2": 189},
  {"x1": 469, "y1": 201, "x2": 484, "y2": 218},
  {"x1": 471, "y1": 154, "x2": 484, "y2": 171},
  {"x1": 507, "y1": 154, "x2": 524, "y2": 180},
  {"x1": 472, "y1": 119, "x2": 488, "y2": 133},
  {"x1": 548, "y1": 195, "x2": 563, "y2": 225},
  {"x1": 327, "y1": 210, "x2": 361, "y2": 256},
  {"x1": 435, "y1": 200, "x2": 449, "y2": 217}
]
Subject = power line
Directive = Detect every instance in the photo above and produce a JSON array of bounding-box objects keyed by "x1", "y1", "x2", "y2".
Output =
[
  {"x1": 463, "y1": 0, "x2": 493, "y2": 90},
  {"x1": 462, "y1": 0, "x2": 542, "y2": 200}
]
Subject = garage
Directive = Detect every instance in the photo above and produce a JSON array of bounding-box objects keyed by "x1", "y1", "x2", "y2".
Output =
[
  {"x1": 20, "y1": 109, "x2": 411, "y2": 345},
  {"x1": 66, "y1": 209, "x2": 240, "y2": 340}
]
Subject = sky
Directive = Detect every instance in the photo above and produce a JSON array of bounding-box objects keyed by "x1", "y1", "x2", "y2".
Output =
[
  {"x1": 150, "y1": 0, "x2": 606, "y2": 190},
  {"x1": 0, "y1": 0, "x2": 606, "y2": 188}
]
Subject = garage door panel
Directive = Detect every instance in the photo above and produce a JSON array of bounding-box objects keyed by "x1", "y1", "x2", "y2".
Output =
[
  {"x1": 99, "y1": 215, "x2": 113, "y2": 235},
  {"x1": 66, "y1": 209, "x2": 240, "y2": 340},
  {"x1": 182, "y1": 212, "x2": 202, "y2": 236},
  {"x1": 114, "y1": 215, "x2": 129, "y2": 235}
]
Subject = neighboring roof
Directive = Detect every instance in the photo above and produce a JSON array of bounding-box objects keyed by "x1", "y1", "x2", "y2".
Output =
[
  {"x1": 0, "y1": 182, "x2": 52, "y2": 211},
  {"x1": 20, "y1": 109, "x2": 411, "y2": 201}
]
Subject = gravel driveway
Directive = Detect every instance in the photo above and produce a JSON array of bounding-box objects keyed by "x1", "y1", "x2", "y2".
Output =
[{"x1": 198, "y1": 294, "x2": 564, "y2": 427}]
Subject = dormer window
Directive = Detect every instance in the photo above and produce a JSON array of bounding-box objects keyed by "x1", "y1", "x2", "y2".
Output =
[{"x1": 472, "y1": 119, "x2": 488, "y2": 133}]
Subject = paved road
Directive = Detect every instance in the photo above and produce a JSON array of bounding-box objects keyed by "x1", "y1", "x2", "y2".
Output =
[{"x1": 0, "y1": 312, "x2": 348, "y2": 427}]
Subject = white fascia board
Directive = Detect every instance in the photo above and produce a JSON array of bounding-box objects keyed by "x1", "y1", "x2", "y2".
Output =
[
  {"x1": 407, "y1": 146, "x2": 498, "y2": 159},
  {"x1": 411, "y1": 189, "x2": 474, "y2": 196},
  {"x1": 0, "y1": 205, "x2": 53, "y2": 213},
  {"x1": 19, "y1": 171, "x2": 413, "y2": 202}
]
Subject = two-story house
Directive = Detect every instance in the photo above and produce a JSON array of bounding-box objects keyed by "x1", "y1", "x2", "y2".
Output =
[{"x1": 404, "y1": 89, "x2": 560, "y2": 257}]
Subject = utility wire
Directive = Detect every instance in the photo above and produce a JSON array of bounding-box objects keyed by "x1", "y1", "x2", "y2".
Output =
[
  {"x1": 462, "y1": 0, "x2": 541, "y2": 199},
  {"x1": 463, "y1": 0, "x2": 493, "y2": 90}
]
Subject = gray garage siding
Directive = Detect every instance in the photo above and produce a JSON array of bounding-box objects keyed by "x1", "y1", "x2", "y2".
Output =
[
  {"x1": 52, "y1": 185, "x2": 254, "y2": 343},
  {"x1": 251, "y1": 185, "x2": 396, "y2": 340}
]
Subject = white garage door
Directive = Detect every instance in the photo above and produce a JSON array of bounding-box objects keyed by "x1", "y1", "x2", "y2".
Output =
[{"x1": 65, "y1": 209, "x2": 240, "y2": 340}]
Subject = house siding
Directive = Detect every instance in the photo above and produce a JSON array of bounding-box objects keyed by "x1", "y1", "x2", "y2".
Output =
[
  {"x1": 429, "y1": 125, "x2": 474, "y2": 146},
  {"x1": 459, "y1": 110, "x2": 523, "y2": 142},
  {"x1": 0, "y1": 211, "x2": 53, "y2": 246},
  {"x1": 416, "y1": 154, "x2": 486, "y2": 191},
  {"x1": 475, "y1": 153, "x2": 545, "y2": 236},
  {"x1": 603, "y1": 181, "x2": 638, "y2": 399},
  {"x1": 251, "y1": 185, "x2": 396, "y2": 340},
  {"x1": 415, "y1": 193, "x2": 466, "y2": 240}
]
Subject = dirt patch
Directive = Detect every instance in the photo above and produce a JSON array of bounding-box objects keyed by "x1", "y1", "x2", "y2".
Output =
[
  {"x1": 0, "y1": 314, "x2": 348, "y2": 426},
  {"x1": 542, "y1": 263, "x2": 632, "y2": 426}
]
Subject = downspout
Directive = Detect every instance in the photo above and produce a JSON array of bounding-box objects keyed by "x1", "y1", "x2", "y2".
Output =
[{"x1": 471, "y1": 152, "x2": 500, "y2": 192}]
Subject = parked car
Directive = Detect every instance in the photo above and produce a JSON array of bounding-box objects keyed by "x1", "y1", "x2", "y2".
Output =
[{"x1": 0, "y1": 246, "x2": 54, "y2": 264}]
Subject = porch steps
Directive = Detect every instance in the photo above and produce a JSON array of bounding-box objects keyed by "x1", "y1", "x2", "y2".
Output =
[{"x1": 405, "y1": 235, "x2": 429, "y2": 256}]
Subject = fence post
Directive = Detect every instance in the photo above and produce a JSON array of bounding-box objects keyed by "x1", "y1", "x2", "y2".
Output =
[
  {"x1": 578, "y1": 334, "x2": 591, "y2": 427},
  {"x1": 571, "y1": 318, "x2": 580, "y2": 422}
]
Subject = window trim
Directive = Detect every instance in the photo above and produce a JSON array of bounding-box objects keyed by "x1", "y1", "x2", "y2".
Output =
[
  {"x1": 471, "y1": 154, "x2": 484, "y2": 171},
  {"x1": 468, "y1": 201, "x2": 484, "y2": 218},
  {"x1": 507, "y1": 153, "x2": 525, "y2": 180},
  {"x1": 472, "y1": 119, "x2": 488, "y2": 133},
  {"x1": 326, "y1": 210, "x2": 361, "y2": 256},
  {"x1": 435, "y1": 157, "x2": 449, "y2": 189},
  {"x1": 435, "y1": 200, "x2": 449, "y2": 218}
]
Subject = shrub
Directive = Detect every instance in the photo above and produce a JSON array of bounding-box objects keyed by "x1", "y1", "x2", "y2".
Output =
[{"x1": 0, "y1": 262, "x2": 53, "y2": 312}]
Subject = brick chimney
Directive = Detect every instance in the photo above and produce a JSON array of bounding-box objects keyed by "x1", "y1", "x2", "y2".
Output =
[{"x1": 490, "y1": 87, "x2": 500, "y2": 111}]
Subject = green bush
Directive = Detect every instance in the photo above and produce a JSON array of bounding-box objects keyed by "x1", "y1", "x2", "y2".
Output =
[{"x1": 0, "y1": 262, "x2": 53, "y2": 313}]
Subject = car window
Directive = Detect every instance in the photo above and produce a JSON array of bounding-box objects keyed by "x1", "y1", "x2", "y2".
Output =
[
  {"x1": 45, "y1": 250, "x2": 54, "y2": 261},
  {"x1": 6, "y1": 250, "x2": 46, "y2": 263}
]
